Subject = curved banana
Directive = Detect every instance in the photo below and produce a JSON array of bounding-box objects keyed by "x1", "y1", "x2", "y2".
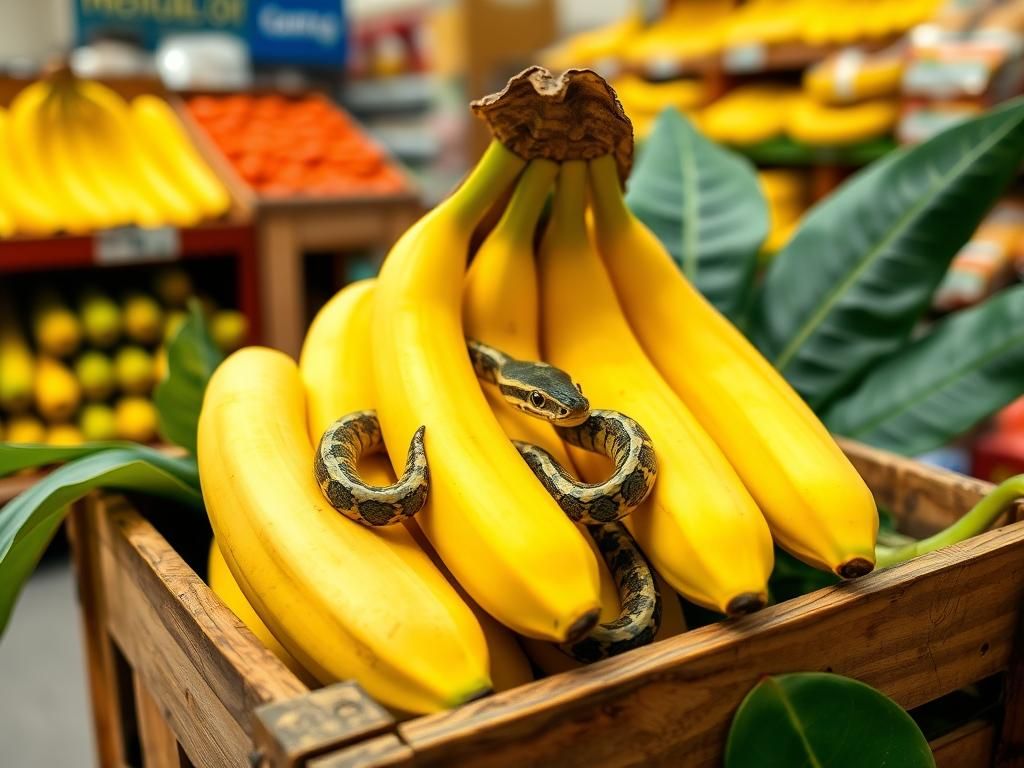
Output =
[
  {"x1": 0, "y1": 106, "x2": 58, "y2": 235},
  {"x1": 198, "y1": 347, "x2": 492, "y2": 713},
  {"x1": 371, "y1": 141, "x2": 601, "y2": 641},
  {"x1": 206, "y1": 540, "x2": 314, "y2": 685},
  {"x1": 588, "y1": 154, "x2": 877, "y2": 577},
  {"x1": 462, "y1": 158, "x2": 659, "y2": 656},
  {"x1": 539, "y1": 162, "x2": 774, "y2": 616},
  {"x1": 300, "y1": 278, "x2": 533, "y2": 693}
]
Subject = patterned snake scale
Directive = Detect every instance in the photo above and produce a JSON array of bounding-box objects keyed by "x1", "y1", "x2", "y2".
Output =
[{"x1": 314, "y1": 339, "x2": 660, "y2": 661}]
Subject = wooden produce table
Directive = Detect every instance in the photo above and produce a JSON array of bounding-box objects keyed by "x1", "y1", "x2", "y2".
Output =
[
  {"x1": 255, "y1": 193, "x2": 421, "y2": 358},
  {"x1": 67, "y1": 440, "x2": 1024, "y2": 767}
]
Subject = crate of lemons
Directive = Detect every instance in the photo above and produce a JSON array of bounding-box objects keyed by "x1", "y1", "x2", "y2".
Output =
[{"x1": 0, "y1": 268, "x2": 248, "y2": 448}]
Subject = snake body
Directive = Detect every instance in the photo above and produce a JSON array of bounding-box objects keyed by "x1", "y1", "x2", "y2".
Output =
[{"x1": 313, "y1": 338, "x2": 660, "y2": 661}]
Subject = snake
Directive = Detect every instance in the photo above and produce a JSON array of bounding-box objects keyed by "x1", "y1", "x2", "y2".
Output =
[{"x1": 313, "y1": 338, "x2": 660, "y2": 661}]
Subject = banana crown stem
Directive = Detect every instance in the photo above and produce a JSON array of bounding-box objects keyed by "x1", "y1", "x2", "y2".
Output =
[
  {"x1": 548, "y1": 161, "x2": 589, "y2": 245},
  {"x1": 875, "y1": 474, "x2": 1024, "y2": 567},
  {"x1": 446, "y1": 141, "x2": 526, "y2": 229},
  {"x1": 490, "y1": 159, "x2": 559, "y2": 243},
  {"x1": 588, "y1": 153, "x2": 632, "y2": 234}
]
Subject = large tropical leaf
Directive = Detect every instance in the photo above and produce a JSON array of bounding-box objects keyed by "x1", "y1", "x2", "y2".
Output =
[
  {"x1": 0, "y1": 448, "x2": 201, "y2": 634},
  {"x1": 0, "y1": 441, "x2": 136, "y2": 477},
  {"x1": 626, "y1": 108, "x2": 768, "y2": 319},
  {"x1": 153, "y1": 302, "x2": 223, "y2": 454},
  {"x1": 750, "y1": 98, "x2": 1024, "y2": 409},
  {"x1": 726, "y1": 673, "x2": 935, "y2": 768},
  {"x1": 824, "y1": 285, "x2": 1024, "y2": 455}
]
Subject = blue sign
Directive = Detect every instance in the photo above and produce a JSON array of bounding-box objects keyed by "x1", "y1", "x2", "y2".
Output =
[{"x1": 75, "y1": 0, "x2": 347, "y2": 68}]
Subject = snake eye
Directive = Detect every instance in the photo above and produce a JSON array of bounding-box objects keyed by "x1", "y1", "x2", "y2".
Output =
[{"x1": 529, "y1": 391, "x2": 546, "y2": 409}]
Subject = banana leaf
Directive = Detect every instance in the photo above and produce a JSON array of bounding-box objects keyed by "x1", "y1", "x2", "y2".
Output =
[
  {"x1": 0, "y1": 441, "x2": 138, "y2": 477},
  {"x1": 626, "y1": 108, "x2": 768, "y2": 320},
  {"x1": 726, "y1": 673, "x2": 935, "y2": 768},
  {"x1": 824, "y1": 285, "x2": 1024, "y2": 455},
  {"x1": 153, "y1": 302, "x2": 223, "y2": 454},
  {"x1": 0, "y1": 448, "x2": 201, "y2": 635},
  {"x1": 750, "y1": 98, "x2": 1024, "y2": 410}
]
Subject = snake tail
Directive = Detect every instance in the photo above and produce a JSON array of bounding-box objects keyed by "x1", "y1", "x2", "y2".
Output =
[
  {"x1": 314, "y1": 410, "x2": 429, "y2": 526},
  {"x1": 560, "y1": 523, "x2": 662, "y2": 663}
]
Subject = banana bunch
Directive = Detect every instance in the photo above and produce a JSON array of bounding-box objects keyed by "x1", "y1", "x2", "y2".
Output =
[{"x1": 0, "y1": 75, "x2": 230, "y2": 236}]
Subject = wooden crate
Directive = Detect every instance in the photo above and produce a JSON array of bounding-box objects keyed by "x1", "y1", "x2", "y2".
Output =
[{"x1": 67, "y1": 441, "x2": 1024, "y2": 767}]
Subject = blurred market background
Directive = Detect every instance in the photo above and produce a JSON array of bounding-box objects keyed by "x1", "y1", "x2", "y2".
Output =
[{"x1": 4, "y1": 0, "x2": 1024, "y2": 763}]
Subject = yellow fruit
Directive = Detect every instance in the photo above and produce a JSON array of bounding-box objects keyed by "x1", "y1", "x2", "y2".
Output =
[
  {"x1": 74, "y1": 350, "x2": 115, "y2": 401},
  {"x1": 34, "y1": 356, "x2": 81, "y2": 423},
  {"x1": 114, "y1": 346, "x2": 155, "y2": 395},
  {"x1": 78, "y1": 403, "x2": 117, "y2": 442},
  {"x1": 200, "y1": 346, "x2": 491, "y2": 713},
  {"x1": 152, "y1": 267, "x2": 194, "y2": 309},
  {"x1": 539, "y1": 162, "x2": 773, "y2": 614},
  {"x1": 46, "y1": 423, "x2": 85, "y2": 446},
  {"x1": 0, "y1": 106, "x2": 59, "y2": 235},
  {"x1": 78, "y1": 289, "x2": 122, "y2": 348},
  {"x1": 114, "y1": 396, "x2": 158, "y2": 443},
  {"x1": 0, "y1": 297, "x2": 36, "y2": 413},
  {"x1": 5, "y1": 415, "x2": 45, "y2": 444},
  {"x1": 163, "y1": 310, "x2": 187, "y2": 343},
  {"x1": 786, "y1": 95, "x2": 899, "y2": 145},
  {"x1": 153, "y1": 346, "x2": 168, "y2": 384},
  {"x1": 209, "y1": 310, "x2": 249, "y2": 353},
  {"x1": 122, "y1": 293, "x2": 163, "y2": 346},
  {"x1": 32, "y1": 291, "x2": 82, "y2": 358},
  {"x1": 589, "y1": 153, "x2": 877, "y2": 576},
  {"x1": 206, "y1": 540, "x2": 314, "y2": 685},
  {"x1": 371, "y1": 141, "x2": 601, "y2": 640}
]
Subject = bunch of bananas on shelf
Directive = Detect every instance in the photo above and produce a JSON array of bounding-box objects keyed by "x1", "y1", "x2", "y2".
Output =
[
  {"x1": 0, "y1": 268, "x2": 247, "y2": 445},
  {"x1": 197, "y1": 69, "x2": 879, "y2": 715},
  {"x1": 0, "y1": 72, "x2": 230, "y2": 237}
]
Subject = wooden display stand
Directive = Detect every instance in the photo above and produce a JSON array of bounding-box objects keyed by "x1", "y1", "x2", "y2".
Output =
[{"x1": 68, "y1": 441, "x2": 1024, "y2": 767}]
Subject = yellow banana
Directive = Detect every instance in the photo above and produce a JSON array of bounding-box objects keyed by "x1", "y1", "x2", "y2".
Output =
[
  {"x1": 199, "y1": 346, "x2": 491, "y2": 713},
  {"x1": 462, "y1": 158, "x2": 624, "y2": 625},
  {"x1": 130, "y1": 95, "x2": 231, "y2": 220},
  {"x1": 0, "y1": 106, "x2": 58, "y2": 235},
  {"x1": 539, "y1": 162, "x2": 774, "y2": 615},
  {"x1": 206, "y1": 540, "x2": 314, "y2": 685},
  {"x1": 0, "y1": 295, "x2": 35, "y2": 413},
  {"x1": 300, "y1": 278, "x2": 533, "y2": 694},
  {"x1": 371, "y1": 141, "x2": 601, "y2": 641},
  {"x1": 588, "y1": 154, "x2": 877, "y2": 576}
]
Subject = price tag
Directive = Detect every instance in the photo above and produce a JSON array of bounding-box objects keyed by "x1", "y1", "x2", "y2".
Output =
[
  {"x1": 94, "y1": 227, "x2": 181, "y2": 266},
  {"x1": 724, "y1": 44, "x2": 767, "y2": 74}
]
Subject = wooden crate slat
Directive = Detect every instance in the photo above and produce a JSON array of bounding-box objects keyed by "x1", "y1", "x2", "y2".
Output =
[
  {"x1": 932, "y1": 721, "x2": 996, "y2": 768},
  {"x1": 398, "y1": 521, "x2": 1024, "y2": 768},
  {"x1": 135, "y1": 675, "x2": 185, "y2": 768},
  {"x1": 307, "y1": 734, "x2": 416, "y2": 768}
]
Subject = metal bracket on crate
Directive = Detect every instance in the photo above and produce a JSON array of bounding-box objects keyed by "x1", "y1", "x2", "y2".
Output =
[{"x1": 251, "y1": 681, "x2": 395, "y2": 768}]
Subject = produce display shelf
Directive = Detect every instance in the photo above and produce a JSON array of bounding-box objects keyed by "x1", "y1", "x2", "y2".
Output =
[
  {"x1": 67, "y1": 441, "x2": 1024, "y2": 767},
  {"x1": 0, "y1": 222, "x2": 262, "y2": 343},
  {"x1": 736, "y1": 136, "x2": 897, "y2": 167}
]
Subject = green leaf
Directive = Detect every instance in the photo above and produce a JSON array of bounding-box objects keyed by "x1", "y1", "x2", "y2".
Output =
[
  {"x1": 626, "y1": 108, "x2": 768, "y2": 320},
  {"x1": 750, "y1": 98, "x2": 1024, "y2": 410},
  {"x1": 153, "y1": 302, "x2": 223, "y2": 454},
  {"x1": 0, "y1": 441, "x2": 137, "y2": 477},
  {"x1": 824, "y1": 285, "x2": 1024, "y2": 455},
  {"x1": 0, "y1": 448, "x2": 201, "y2": 635},
  {"x1": 726, "y1": 673, "x2": 935, "y2": 768}
]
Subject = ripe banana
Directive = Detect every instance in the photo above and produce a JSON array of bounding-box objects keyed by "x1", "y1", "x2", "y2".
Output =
[
  {"x1": 131, "y1": 95, "x2": 231, "y2": 220},
  {"x1": 0, "y1": 296, "x2": 35, "y2": 413},
  {"x1": 538, "y1": 162, "x2": 774, "y2": 615},
  {"x1": 588, "y1": 154, "x2": 877, "y2": 577},
  {"x1": 199, "y1": 346, "x2": 492, "y2": 713},
  {"x1": 371, "y1": 141, "x2": 601, "y2": 640},
  {"x1": 300, "y1": 278, "x2": 534, "y2": 693},
  {"x1": 461, "y1": 158, "x2": 625, "y2": 627},
  {"x1": 0, "y1": 106, "x2": 56, "y2": 235},
  {"x1": 206, "y1": 539, "x2": 314, "y2": 685}
]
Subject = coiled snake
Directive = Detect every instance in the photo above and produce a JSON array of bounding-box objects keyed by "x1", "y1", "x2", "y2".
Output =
[{"x1": 314, "y1": 338, "x2": 660, "y2": 661}]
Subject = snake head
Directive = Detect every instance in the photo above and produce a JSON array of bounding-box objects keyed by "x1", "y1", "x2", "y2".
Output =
[{"x1": 501, "y1": 361, "x2": 590, "y2": 426}]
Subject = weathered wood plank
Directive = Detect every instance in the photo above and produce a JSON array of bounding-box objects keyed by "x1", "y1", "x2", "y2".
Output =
[
  {"x1": 308, "y1": 735, "x2": 415, "y2": 768},
  {"x1": 252, "y1": 682, "x2": 395, "y2": 768},
  {"x1": 931, "y1": 721, "x2": 995, "y2": 768},
  {"x1": 399, "y1": 522, "x2": 1024, "y2": 768},
  {"x1": 67, "y1": 501, "x2": 128, "y2": 768},
  {"x1": 996, "y1": 601, "x2": 1024, "y2": 767},
  {"x1": 135, "y1": 675, "x2": 183, "y2": 768}
]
